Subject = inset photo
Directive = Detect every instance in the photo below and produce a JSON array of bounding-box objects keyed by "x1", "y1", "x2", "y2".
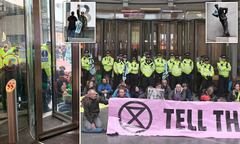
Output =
[
  {"x1": 206, "y1": 2, "x2": 238, "y2": 43},
  {"x1": 64, "y1": 2, "x2": 96, "y2": 43}
]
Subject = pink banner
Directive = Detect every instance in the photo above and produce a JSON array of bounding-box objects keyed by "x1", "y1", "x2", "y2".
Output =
[{"x1": 107, "y1": 98, "x2": 240, "y2": 138}]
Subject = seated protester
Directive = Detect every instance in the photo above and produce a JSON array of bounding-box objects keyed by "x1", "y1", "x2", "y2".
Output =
[
  {"x1": 81, "y1": 89, "x2": 108, "y2": 132},
  {"x1": 57, "y1": 70, "x2": 69, "y2": 99},
  {"x1": 97, "y1": 78, "x2": 112, "y2": 98},
  {"x1": 182, "y1": 83, "x2": 193, "y2": 101},
  {"x1": 82, "y1": 80, "x2": 96, "y2": 95},
  {"x1": 112, "y1": 84, "x2": 130, "y2": 98},
  {"x1": 231, "y1": 83, "x2": 240, "y2": 102},
  {"x1": 170, "y1": 84, "x2": 186, "y2": 101},
  {"x1": 57, "y1": 91, "x2": 72, "y2": 116},
  {"x1": 116, "y1": 88, "x2": 128, "y2": 98},
  {"x1": 154, "y1": 83, "x2": 165, "y2": 100},
  {"x1": 200, "y1": 86, "x2": 218, "y2": 101},
  {"x1": 161, "y1": 79, "x2": 172, "y2": 100},
  {"x1": 130, "y1": 86, "x2": 145, "y2": 98}
]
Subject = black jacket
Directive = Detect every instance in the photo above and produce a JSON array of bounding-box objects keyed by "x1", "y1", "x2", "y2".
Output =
[{"x1": 82, "y1": 96, "x2": 108, "y2": 123}]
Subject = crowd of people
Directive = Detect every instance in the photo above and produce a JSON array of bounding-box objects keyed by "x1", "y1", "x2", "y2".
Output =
[{"x1": 81, "y1": 49, "x2": 239, "y2": 132}]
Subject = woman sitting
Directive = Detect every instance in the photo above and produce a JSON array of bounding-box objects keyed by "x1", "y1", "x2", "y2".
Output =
[{"x1": 170, "y1": 84, "x2": 186, "y2": 101}]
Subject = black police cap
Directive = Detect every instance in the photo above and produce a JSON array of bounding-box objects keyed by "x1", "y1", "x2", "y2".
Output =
[
  {"x1": 204, "y1": 57, "x2": 209, "y2": 61},
  {"x1": 184, "y1": 52, "x2": 190, "y2": 56},
  {"x1": 170, "y1": 52, "x2": 174, "y2": 56},
  {"x1": 84, "y1": 50, "x2": 89, "y2": 53},
  {"x1": 220, "y1": 55, "x2": 226, "y2": 59}
]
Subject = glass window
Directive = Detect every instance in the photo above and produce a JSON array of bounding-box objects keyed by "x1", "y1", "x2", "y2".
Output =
[
  {"x1": 131, "y1": 22, "x2": 140, "y2": 57},
  {"x1": 117, "y1": 21, "x2": 128, "y2": 55},
  {"x1": 0, "y1": 0, "x2": 27, "y2": 142}
]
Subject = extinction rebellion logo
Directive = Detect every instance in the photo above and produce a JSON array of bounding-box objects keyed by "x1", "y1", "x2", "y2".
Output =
[{"x1": 118, "y1": 101, "x2": 153, "y2": 133}]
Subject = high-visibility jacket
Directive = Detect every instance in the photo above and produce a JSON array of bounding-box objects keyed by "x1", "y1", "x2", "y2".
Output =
[
  {"x1": 167, "y1": 57, "x2": 175, "y2": 73},
  {"x1": 201, "y1": 63, "x2": 214, "y2": 79},
  {"x1": 196, "y1": 61, "x2": 203, "y2": 73},
  {"x1": 113, "y1": 60, "x2": 125, "y2": 75},
  {"x1": 102, "y1": 56, "x2": 114, "y2": 72},
  {"x1": 141, "y1": 61, "x2": 155, "y2": 77},
  {"x1": 181, "y1": 58, "x2": 194, "y2": 74},
  {"x1": 154, "y1": 57, "x2": 166, "y2": 74},
  {"x1": 217, "y1": 60, "x2": 231, "y2": 78},
  {"x1": 81, "y1": 56, "x2": 90, "y2": 71},
  {"x1": 3, "y1": 54, "x2": 19, "y2": 66},
  {"x1": 129, "y1": 61, "x2": 139, "y2": 74},
  {"x1": 171, "y1": 60, "x2": 182, "y2": 77},
  {"x1": 41, "y1": 44, "x2": 51, "y2": 77}
]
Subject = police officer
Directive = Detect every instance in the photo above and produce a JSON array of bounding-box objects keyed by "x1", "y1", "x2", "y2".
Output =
[
  {"x1": 41, "y1": 43, "x2": 52, "y2": 112},
  {"x1": 167, "y1": 53, "x2": 175, "y2": 89},
  {"x1": 171, "y1": 55, "x2": 182, "y2": 88},
  {"x1": 101, "y1": 50, "x2": 114, "y2": 78},
  {"x1": 140, "y1": 53, "x2": 155, "y2": 91},
  {"x1": 200, "y1": 57, "x2": 214, "y2": 91},
  {"x1": 196, "y1": 55, "x2": 205, "y2": 94},
  {"x1": 217, "y1": 55, "x2": 231, "y2": 99},
  {"x1": 113, "y1": 54, "x2": 125, "y2": 89},
  {"x1": 1, "y1": 52, "x2": 19, "y2": 112},
  {"x1": 154, "y1": 52, "x2": 166, "y2": 84},
  {"x1": 181, "y1": 52, "x2": 194, "y2": 89},
  {"x1": 128, "y1": 57, "x2": 139, "y2": 88},
  {"x1": 81, "y1": 50, "x2": 91, "y2": 87}
]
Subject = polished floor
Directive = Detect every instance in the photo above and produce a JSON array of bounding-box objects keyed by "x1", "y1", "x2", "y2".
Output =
[{"x1": 81, "y1": 108, "x2": 240, "y2": 144}]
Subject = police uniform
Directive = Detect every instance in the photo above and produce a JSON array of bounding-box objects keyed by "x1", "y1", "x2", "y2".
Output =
[
  {"x1": 41, "y1": 43, "x2": 52, "y2": 112},
  {"x1": 167, "y1": 53, "x2": 175, "y2": 89},
  {"x1": 113, "y1": 55, "x2": 125, "y2": 89},
  {"x1": 171, "y1": 55, "x2": 182, "y2": 88},
  {"x1": 200, "y1": 57, "x2": 214, "y2": 90},
  {"x1": 81, "y1": 50, "x2": 92, "y2": 87},
  {"x1": 196, "y1": 56, "x2": 205, "y2": 94},
  {"x1": 181, "y1": 53, "x2": 194, "y2": 89},
  {"x1": 101, "y1": 51, "x2": 114, "y2": 78},
  {"x1": 140, "y1": 55, "x2": 155, "y2": 91},
  {"x1": 154, "y1": 53, "x2": 166, "y2": 84},
  {"x1": 217, "y1": 55, "x2": 231, "y2": 98},
  {"x1": 127, "y1": 57, "x2": 139, "y2": 88},
  {"x1": 1, "y1": 52, "x2": 19, "y2": 112}
]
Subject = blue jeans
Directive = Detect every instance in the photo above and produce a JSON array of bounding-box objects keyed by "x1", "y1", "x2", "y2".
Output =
[{"x1": 68, "y1": 30, "x2": 75, "y2": 38}]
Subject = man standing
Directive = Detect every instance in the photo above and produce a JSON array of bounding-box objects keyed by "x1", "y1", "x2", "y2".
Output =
[
  {"x1": 67, "y1": 11, "x2": 78, "y2": 39},
  {"x1": 140, "y1": 54, "x2": 155, "y2": 91},
  {"x1": 171, "y1": 55, "x2": 182, "y2": 88},
  {"x1": 81, "y1": 50, "x2": 92, "y2": 87},
  {"x1": 154, "y1": 52, "x2": 166, "y2": 84},
  {"x1": 213, "y1": 4, "x2": 230, "y2": 37},
  {"x1": 167, "y1": 52, "x2": 175, "y2": 89},
  {"x1": 79, "y1": 12, "x2": 88, "y2": 38},
  {"x1": 217, "y1": 55, "x2": 231, "y2": 99},
  {"x1": 200, "y1": 57, "x2": 215, "y2": 91},
  {"x1": 101, "y1": 50, "x2": 114, "y2": 78},
  {"x1": 181, "y1": 52, "x2": 194, "y2": 89}
]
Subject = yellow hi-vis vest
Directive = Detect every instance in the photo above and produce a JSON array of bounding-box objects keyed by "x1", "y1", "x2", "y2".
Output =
[
  {"x1": 217, "y1": 61, "x2": 231, "y2": 78},
  {"x1": 117, "y1": 61, "x2": 125, "y2": 75},
  {"x1": 200, "y1": 63, "x2": 214, "y2": 79},
  {"x1": 3, "y1": 54, "x2": 19, "y2": 66},
  {"x1": 235, "y1": 91, "x2": 240, "y2": 102},
  {"x1": 129, "y1": 61, "x2": 139, "y2": 74},
  {"x1": 196, "y1": 61, "x2": 203, "y2": 73},
  {"x1": 141, "y1": 61, "x2": 155, "y2": 77},
  {"x1": 167, "y1": 57, "x2": 175, "y2": 73},
  {"x1": 81, "y1": 56, "x2": 90, "y2": 71},
  {"x1": 102, "y1": 56, "x2": 114, "y2": 72},
  {"x1": 154, "y1": 57, "x2": 166, "y2": 74},
  {"x1": 41, "y1": 44, "x2": 51, "y2": 77},
  {"x1": 181, "y1": 58, "x2": 194, "y2": 74},
  {"x1": 0, "y1": 56, "x2": 2, "y2": 69},
  {"x1": 172, "y1": 60, "x2": 182, "y2": 77}
]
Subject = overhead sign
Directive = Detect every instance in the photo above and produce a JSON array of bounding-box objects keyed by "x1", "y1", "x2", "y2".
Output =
[{"x1": 107, "y1": 98, "x2": 240, "y2": 138}]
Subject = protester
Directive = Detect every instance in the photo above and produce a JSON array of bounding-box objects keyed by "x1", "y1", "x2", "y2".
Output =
[
  {"x1": 231, "y1": 83, "x2": 240, "y2": 102},
  {"x1": 182, "y1": 83, "x2": 193, "y2": 101},
  {"x1": 112, "y1": 84, "x2": 130, "y2": 98},
  {"x1": 81, "y1": 89, "x2": 108, "y2": 132},
  {"x1": 97, "y1": 78, "x2": 112, "y2": 98},
  {"x1": 130, "y1": 86, "x2": 145, "y2": 98},
  {"x1": 82, "y1": 80, "x2": 96, "y2": 95},
  {"x1": 161, "y1": 79, "x2": 172, "y2": 100},
  {"x1": 116, "y1": 88, "x2": 128, "y2": 98},
  {"x1": 200, "y1": 86, "x2": 218, "y2": 101},
  {"x1": 170, "y1": 84, "x2": 186, "y2": 101}
]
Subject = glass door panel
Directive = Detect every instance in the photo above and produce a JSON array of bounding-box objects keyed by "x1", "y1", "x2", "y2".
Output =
[
  {"x1": 117, "y1": 21, "x2": 128, "y2": 55},
  {"x1": 131, "y1": 22, "x2": 140, "y2": 57}
]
